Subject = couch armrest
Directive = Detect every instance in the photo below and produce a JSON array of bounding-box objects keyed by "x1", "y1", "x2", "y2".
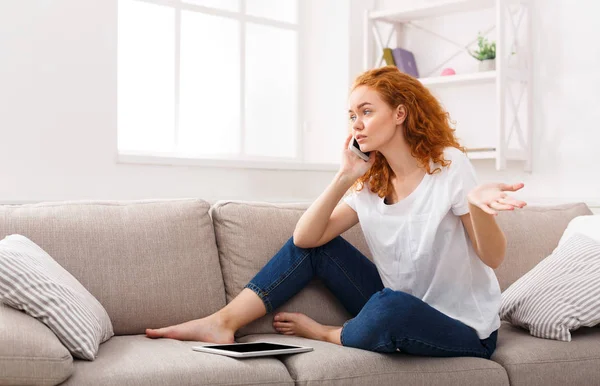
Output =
[{"x1": 0, "y1": 304, "x2": 73, "y2": 386}]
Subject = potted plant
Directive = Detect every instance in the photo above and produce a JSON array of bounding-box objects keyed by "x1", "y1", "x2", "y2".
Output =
[{"x1": 470, "y1": 32, "x2": 496, "y2": 72}]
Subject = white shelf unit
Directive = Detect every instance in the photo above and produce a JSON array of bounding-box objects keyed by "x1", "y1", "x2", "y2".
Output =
[{"x1": 364, "y1": 0, "x2": 533, "y2": 171}]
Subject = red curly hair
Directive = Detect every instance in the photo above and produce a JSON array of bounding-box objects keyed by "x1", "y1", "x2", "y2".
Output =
[{"x1": 349, "y1": 65, "x2": 466, "y2": 199}]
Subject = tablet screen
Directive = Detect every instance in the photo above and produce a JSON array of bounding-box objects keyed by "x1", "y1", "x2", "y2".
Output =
[{"x1": 201, "y1": 343, "x2": 301, "y2": 353}]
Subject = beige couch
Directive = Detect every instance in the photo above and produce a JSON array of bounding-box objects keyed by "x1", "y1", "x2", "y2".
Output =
[{"x1": 0, "y1": 198, "x2": 599, "y2": 386}]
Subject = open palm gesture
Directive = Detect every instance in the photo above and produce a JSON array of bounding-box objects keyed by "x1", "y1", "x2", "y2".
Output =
[{"x1": 467, "y1": 182, "x2": 527, "y2": 216}]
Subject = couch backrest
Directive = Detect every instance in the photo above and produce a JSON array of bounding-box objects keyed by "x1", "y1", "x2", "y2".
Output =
[
  {"x1": 494, "y1": 202, "x2": 592, "y2": 291},
  {"x1": 210, "y1": 200, "x2": 372, "y2": 337},
  {"x1": 1, "y1": 198, "x2": 591, "y2": 338},
  {"x1": 0, "y1": 199, "x2": 226, "y2": 335}
]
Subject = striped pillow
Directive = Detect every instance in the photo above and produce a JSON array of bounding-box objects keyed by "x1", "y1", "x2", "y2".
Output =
[
  {"x1": 0, "y1": 234, "x2": 114, "y2": 360},
  {"x1": 500, "y1": 233, "x2": 600, "y2": 341}
]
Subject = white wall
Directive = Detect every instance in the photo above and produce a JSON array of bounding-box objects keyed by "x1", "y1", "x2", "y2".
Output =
[
  {"x1": 0, "y1": 0, "x2": 348, "y2": 204},
  {"x1": 470, "y1": 0, "x2": 599, "y2": 206},
  {"x1": 1, "y1": 0, "x2": 599, "y2": 208}
]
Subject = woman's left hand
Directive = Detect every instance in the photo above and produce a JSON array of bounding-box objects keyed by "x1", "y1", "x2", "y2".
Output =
[{"x1": 467, "y1": 182, "x2": 527, "y2": 216}]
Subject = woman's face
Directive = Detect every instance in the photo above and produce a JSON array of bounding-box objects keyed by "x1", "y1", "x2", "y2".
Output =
[{"x1": 347, "y1": 85, "x2": 402, "y2": 153}]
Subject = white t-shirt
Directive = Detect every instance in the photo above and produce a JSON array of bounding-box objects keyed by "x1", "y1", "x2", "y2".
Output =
[{"x1": 343, "y1": 147, "x2": 501, "y2": 340}]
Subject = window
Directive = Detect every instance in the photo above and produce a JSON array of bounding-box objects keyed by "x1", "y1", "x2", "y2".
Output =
[{"x1": 118, "y1": 0, "x2": 307, "y2": 167}]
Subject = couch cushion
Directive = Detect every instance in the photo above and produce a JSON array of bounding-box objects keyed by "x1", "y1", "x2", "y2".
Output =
[
  {"x1": 491, "y1": 321, "x2": 600, "y2": 385},
  {"x1": 61, "y1": 335, "x2": 294, "y2": 385},
  {"x1": 494, "y1": 203, "x2": 592, "y2": 291},
  {"x1": 0, "y1": 303, "x2": 73, "y2": 386},
  {"x1": 210, "y1": 200, "x2": 371, "y2": 338},
  {"x1": 0, "y1": 199, "x2": 226, "y2": 335},
  {"x1": 238, "y1": 334, "x2": 509, "y2": 386}
]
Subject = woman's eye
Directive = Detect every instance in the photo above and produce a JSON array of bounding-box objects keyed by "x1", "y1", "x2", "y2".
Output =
[
  {"x1": 349, "y1": 115, "x2": 356, "y2": 122},
  {"x1": 363, "y1": 109, "x2": 371, "y2": 115}
]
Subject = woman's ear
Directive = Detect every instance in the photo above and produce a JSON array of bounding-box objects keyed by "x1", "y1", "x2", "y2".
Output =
[{"x1": 395, "y1": 105, "x2": 407, "y2": 125}]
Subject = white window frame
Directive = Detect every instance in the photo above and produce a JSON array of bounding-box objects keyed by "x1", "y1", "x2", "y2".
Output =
[{"x1": 116, "y1": 0, "x2": 339, "y2": 171}]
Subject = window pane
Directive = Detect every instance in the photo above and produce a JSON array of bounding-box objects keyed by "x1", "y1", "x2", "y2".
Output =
[
  {"x1": 246, "y1": 0, "x2": 297, "y2": 24},
  {"x1": 118, "y1": 0, "x2": 175, "y2": 153},
  {"x1": 178, "y1": 11, "x2": 240, "y2": 156},
  {"x1": 182, "y1": 0, "x2": 239, "y2": 12},
  {"x1": 245, "y1": 23, "x2": 297, "y2": 158}
]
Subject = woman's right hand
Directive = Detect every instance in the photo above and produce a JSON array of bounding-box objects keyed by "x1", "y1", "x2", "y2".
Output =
[{"x1": 338, "y1": 133, "x2": 376, "y2": 182}]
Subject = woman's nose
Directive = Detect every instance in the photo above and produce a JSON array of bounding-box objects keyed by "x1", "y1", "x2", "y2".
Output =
[{"x1": 352, "y1": 119, "x2": 363, "y2": 130}]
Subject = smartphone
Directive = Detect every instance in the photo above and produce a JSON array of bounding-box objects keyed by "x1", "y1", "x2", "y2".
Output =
[{"x1": 348, "y1": 136, "x2": 370, "y2": 161}]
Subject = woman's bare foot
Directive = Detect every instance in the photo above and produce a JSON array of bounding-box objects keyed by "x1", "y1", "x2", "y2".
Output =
[
  {"x1": 146, "y1": 313, "x2": 235, "y2": 343},
  {"x1": 272, "y1": 312, "x2": 342, "y2": 345}
]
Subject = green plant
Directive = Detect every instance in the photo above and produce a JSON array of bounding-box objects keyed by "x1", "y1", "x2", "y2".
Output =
[{"x1": 470, "y1": 32, "x2": 496, "y2": 61}]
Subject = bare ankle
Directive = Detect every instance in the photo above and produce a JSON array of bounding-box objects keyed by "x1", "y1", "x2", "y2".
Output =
[
  {"x1": 212, "y1": 288, "x2": 267, "y2": 333},
  {"x1": 325, "y1": 327, "x2": 342, "y2": 345},
  {"x1": 213, "y1": 311, "x2": 236, "y2": 333}
]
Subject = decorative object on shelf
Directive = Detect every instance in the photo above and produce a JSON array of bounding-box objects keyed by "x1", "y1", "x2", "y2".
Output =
[
  {"x1": 469, "y1": 32, "x2": 496, "y2": 72},
  {"x1": 441, "y1": 68, "x2": 456, "y2": 76},
  {"x1": 382, "y1": 48, "x2": 396, "y2": 66},
  {"x1": 391, "y1": 47, "x2": 419, "y2": 78}
]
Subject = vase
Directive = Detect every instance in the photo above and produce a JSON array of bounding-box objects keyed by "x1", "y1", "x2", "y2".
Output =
[{"x1": 479, "y1": 59, "x2": 496, "y2": 72}]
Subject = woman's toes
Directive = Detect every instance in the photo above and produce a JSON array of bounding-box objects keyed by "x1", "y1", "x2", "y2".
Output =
[
  {"x1": 273, "y1": 321, "x2": 292, "y2": 333},
  {"x1": 275, "y1": 327, "x2": 294, "y2": 335},
  {"x1": 274, "y1": 312, "x2": 296, "y2": 322},
  {"x1": 146, "y1": 327, "x2": 170, "y2": 338}
]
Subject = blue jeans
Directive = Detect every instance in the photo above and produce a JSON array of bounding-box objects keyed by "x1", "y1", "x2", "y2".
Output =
[{"x1": 244, "y1": 236, "x2": 498, "y2": 358}]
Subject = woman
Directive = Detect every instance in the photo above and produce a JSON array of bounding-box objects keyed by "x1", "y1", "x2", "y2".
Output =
[{"x1": 146, "y1": 66, "x2": 526, "y2": 358}]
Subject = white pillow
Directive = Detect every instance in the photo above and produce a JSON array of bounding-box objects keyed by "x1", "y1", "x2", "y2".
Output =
[
  {"x1": 0, "y1": 234, "x2": 114, "y2": 360},
  {"x1": 558, "y1": 214, "x2": 600, "y2": 246},
  {"x1": 500, "y1": 232, "x2": 600, "y2": 341}
]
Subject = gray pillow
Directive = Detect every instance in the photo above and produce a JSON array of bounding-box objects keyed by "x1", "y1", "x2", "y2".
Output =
[
  {"x1": 0, "y1": 234, "x2": 114, "y2": 360},
  {"x1": 500, "y1": 233, "x2": 600, "y2": 341}
]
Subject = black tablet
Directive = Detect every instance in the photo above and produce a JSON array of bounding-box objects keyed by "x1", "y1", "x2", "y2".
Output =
[{"x1": 192, "y1": 342, "x2": 313, "y2": 358}]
